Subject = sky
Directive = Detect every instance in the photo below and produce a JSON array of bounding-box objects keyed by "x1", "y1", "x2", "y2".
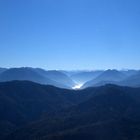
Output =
[{"x1": 0, "y1": 0, "x2": 140, "y2": 70}]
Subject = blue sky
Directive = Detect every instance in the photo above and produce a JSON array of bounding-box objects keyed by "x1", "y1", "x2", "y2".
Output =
[{"x1": 0, "y1": 0, "x2": 140, "y2": 70}]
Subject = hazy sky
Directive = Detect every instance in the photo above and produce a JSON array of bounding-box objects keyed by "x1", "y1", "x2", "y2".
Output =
[{"x1": 0, "y1": 0, "x2": 140, "y2": 70}]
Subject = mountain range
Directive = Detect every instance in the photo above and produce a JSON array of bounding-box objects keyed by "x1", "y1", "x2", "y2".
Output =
[
  {"x1": 0, "y1": 81, "x2": 140, "y2": 140},
  {"x1": 0, "y1": 67, "x2": 139, "y2": 89},
  {"x1": 1, "y1": 67, "x2": 140, "y2": 139},
  {"x1": 0, "y1": 67, "x2": 75, "y2": 89}
]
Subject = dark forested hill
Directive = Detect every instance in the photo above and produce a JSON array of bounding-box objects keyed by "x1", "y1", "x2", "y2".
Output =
[
  {"x1": 0, "y1": 81, "x2": 140, "y2": 140},
  {"x1": 0, "y1": 81, "x2": 79, "y2": 139}
]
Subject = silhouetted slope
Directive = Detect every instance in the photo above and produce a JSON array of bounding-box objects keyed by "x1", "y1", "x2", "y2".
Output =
[
  {"x1": 35, "y1": 69, "x2": 75, "y2": 88},
  {"x1": 71, "y1": 71, "x2": 103, "y2": 84},
  {"x1": 121, "y1": 70, "x2": 138, "y2": 77},
  {"x1": 118, "y1": 71, "x2": 140, "y2": 87},
  {"x1": 6, "y1": 84, "x2": 140, "y2": 140},
  {"x1": 0, "y1": 68, "x2": 7, "y2": 74},
  {"x1": 82, "y1": 70, "x2": 126, "y2": 88},
  {"x1": 59, "y1": 71, "x2": 81, "y2": 76},
  {"x1": 0, "y1": 68, "x2": 68, "y2": 88}
]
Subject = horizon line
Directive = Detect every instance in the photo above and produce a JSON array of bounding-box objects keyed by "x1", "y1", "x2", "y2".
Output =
[{"x1": 0, "y1": 66, "x2": 140, "y2": 71}]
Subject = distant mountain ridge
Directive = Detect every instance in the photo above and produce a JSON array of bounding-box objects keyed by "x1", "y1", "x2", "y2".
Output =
[
  {"x1": 118, "y1": 71, "x2": 140, "y2": 87},
  {"x1": 82, "y1": 69, "x2": 140, "y2": 88},
  {"x1": 82, "y1": 70, "x2": 127, "y2": 88},
  {"x1": 70, "y1": 70, "x2": 104, "y2": 84},
  {"x1": 0, "y1": 67, "x2": 75, "y2": 89},
  {"x1": 0, "y1": 68, "x2": 140, "y2": 89},
  {"x1": 35, "y1": 68, "x2": 75, "y2": 87}
]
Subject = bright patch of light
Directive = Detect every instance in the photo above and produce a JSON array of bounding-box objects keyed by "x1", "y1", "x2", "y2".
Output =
[{"x1": 72, "y1": 84, "x2": 83, "y2": 89}]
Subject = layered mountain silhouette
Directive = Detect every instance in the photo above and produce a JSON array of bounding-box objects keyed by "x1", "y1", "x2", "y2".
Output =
[
  {"x1": 35, "y1": 68, "x2": 75, "y2": 88},
  {"x1": 82, "y1": 70, "x2": 140, "y2": 88},
  {"x1": 70, "y1": 70, "x2": 104, "y2": 84},
  {"x1": 121, "y1": 70, "x2": 138, "y2": 77},
  {"x1": 1, "y1": 67, "x2": 140, "y2": 139},
  {"x1": 82, "y1": 70, "x2": 127, "y2": 88},
  {"x1": 0, "y1": 68, "x2": 75, "y2": 89},
  {"x1": 0, "y1": 68, "x2": 140, "y2": 89},
  {"x1": 118, "y1": 71, "x2": 140, "y2": 87},
  {"x1": 0, "y1": 81, "x2": 140, "y2": 140}
]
